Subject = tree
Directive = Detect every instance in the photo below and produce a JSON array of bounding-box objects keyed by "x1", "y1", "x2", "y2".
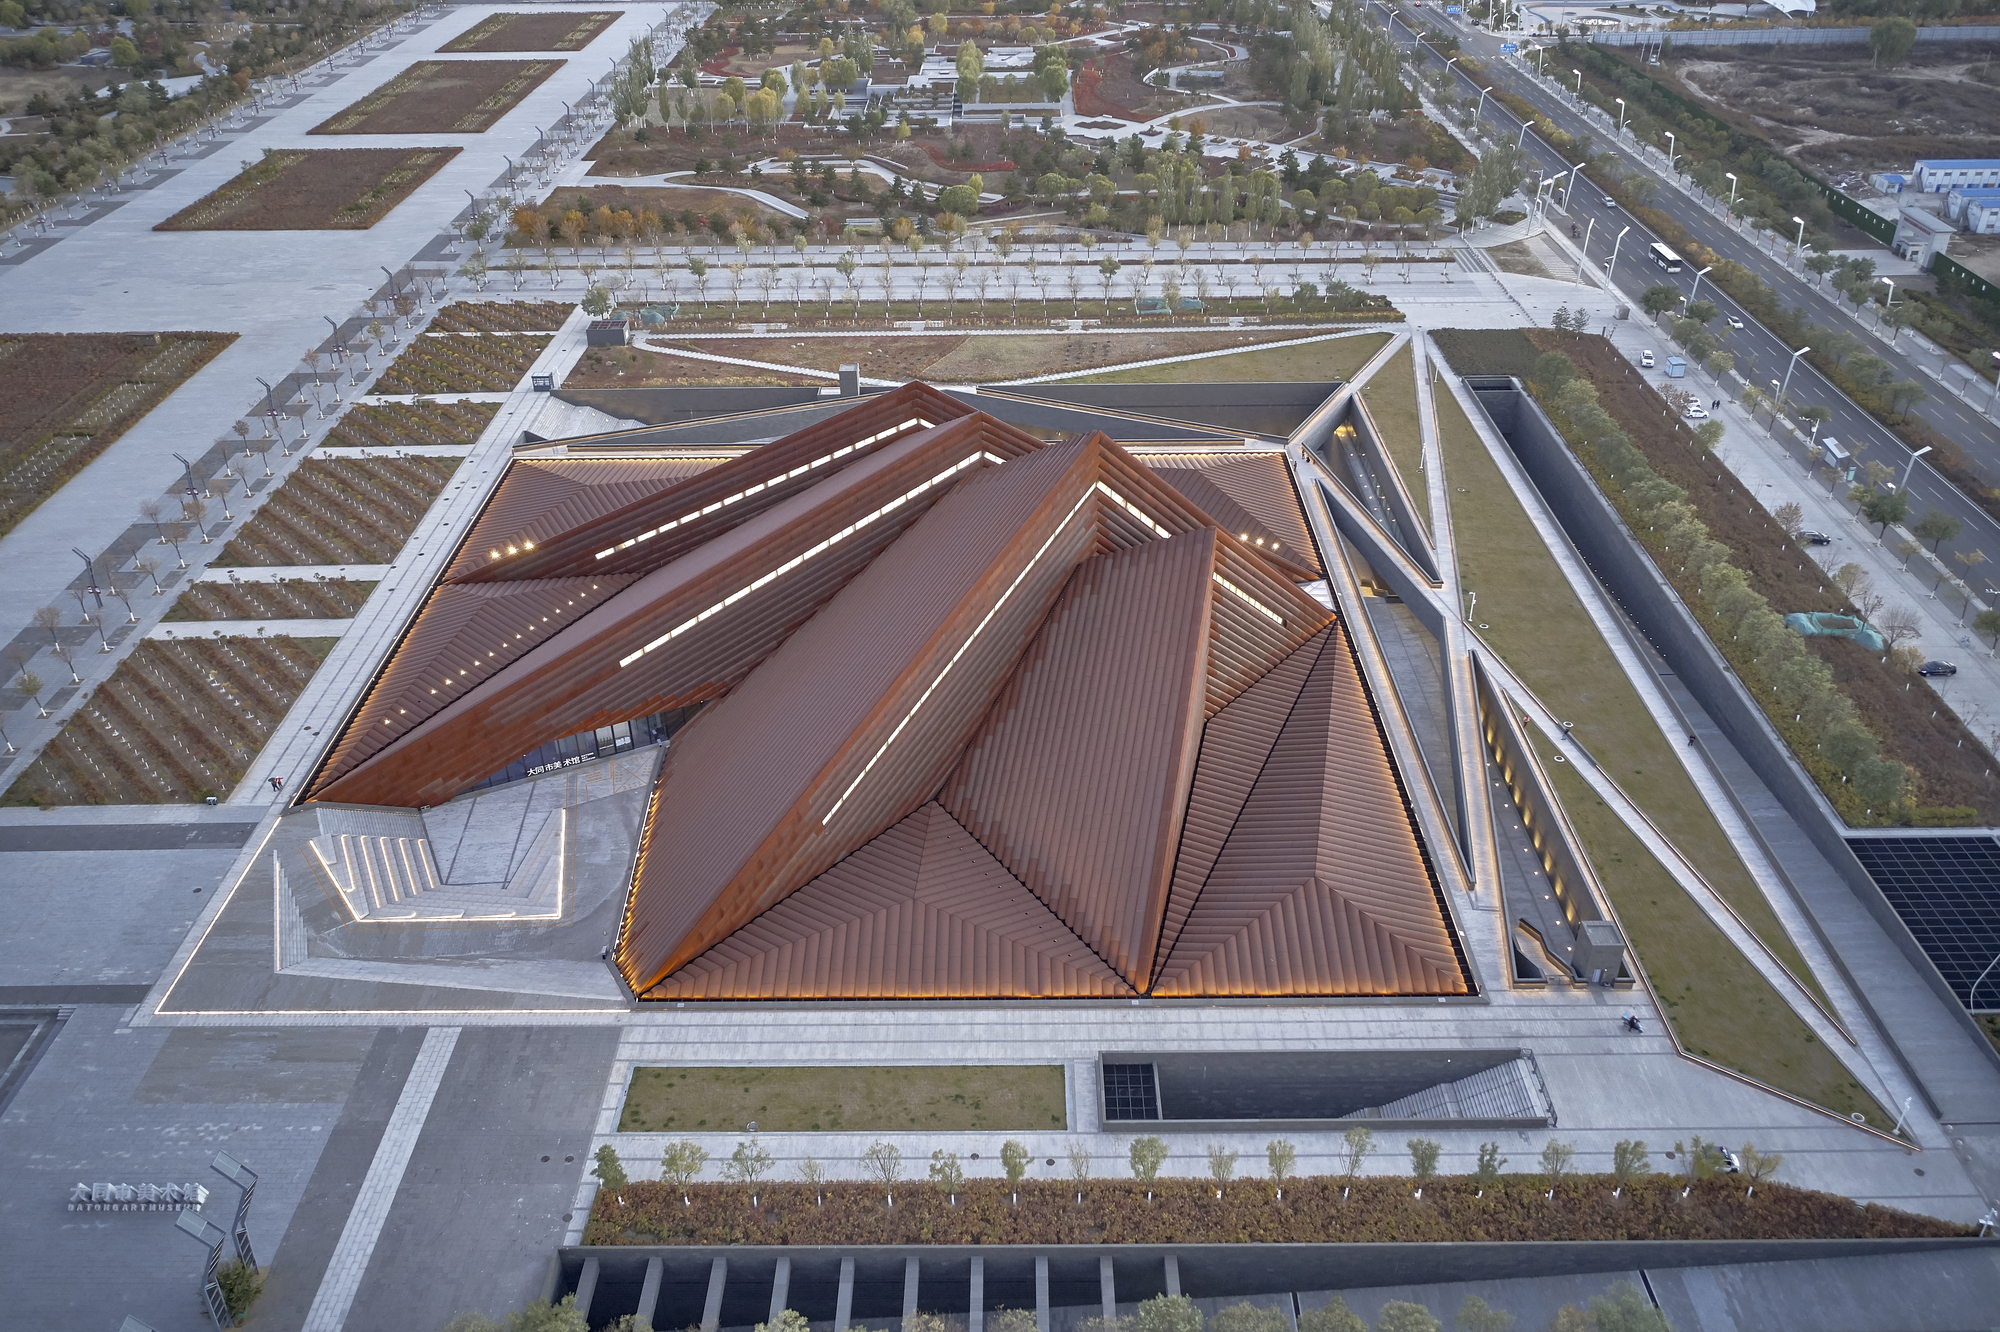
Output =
[
  {"x1": 1878, "y1": 605, "x2": 1922, "y2": 650},
  {"x1": 1211, "y1": 1305, "x2": 1286, "y2": 1332},
  {"x1": 1266, "y1": 1138, "x2": 1297, "y2": 1185},
  {"x1": 1296, "y1": 1300, "x2": 1366, "y2": 1332},
  {"x1": 1129, "y1": 1135, "x2": 1170, "y2": 1184},
  {"x1": 1531, "y1": 351, "x2": 1575, "y2": 391},
  {"x1": 1375, "y1": 1304, "x2": 1441, "y2": 1332},
  {"x1": 1205, "y1": 1144, "x2": 1238, "y2": 1185},
  {"x1": 861, "y1": 1141, "x2": 903, "y2": 1190},
  {"x1": 660, "y1": 1140, "x2": 708, "y2": 1190},
  {"x1": 1407, "y1": 1138, "x2": 1441, "y2": 1186},
  {"x1": 1136, "y1": 1296, "x2": 1203, "y2": 1332},
  {"x1": 1859, "y1": 487, "x2": 1910, "y2": 537},
  {"x1": 1475, "y1": 1142, "x2": 1506, "y2": 1189},
  {"x1": 1611, "y1": 1139, "x2": 1650, "y2": 1190},
  {"x1": 16, "y1": 670, "x2": 47, "y2": 718},
  {"x1": 758, "y1": 1312, "x2": 810, "y2": 1332},
  {"x1": 1773, "y1": 501, "x2": 1804, "y2": 539},
  {"x1": 1692, "y1": 420, "x2": 1725, "y2": 454},
  {"x1": 591, "y1": 1145, "x2": 627, "y2": 1192},
  {"x1": 1454, "y1": 1297, "x2": 1514, "y2": 1332},
  {"x1": 956, "y1": 38, "x2": 985, "y2": 101},
  {"x1": 1738, "y1": 1143, "x2": 1783, "y2": 1182},
  {"x1": 1975, "y1": 608, "x2": 2000, "y2": 647},
  {"x1": 1340, "y1": 1126, "x2": 1374, "y2": 1186},
  {"x1": 723, "y1": 1138, "x2": 773, "y2": 1187},
  {"x1": 1639, "y1": 284, "x2": 1679, "y2": 318},
  {"x1": 1000, "y1": 1139, "x2": 1031, "y2": 1186},
  {"x1": 1587, "y1": 1281, "x2": 1670, "y2": 1332},
  {"x1": 1914, "y1": 510, "x2": 1964, "y2": 552},
  {"x1": 1675, "y1": 1136, "x2": 1727, "y2": 1181},
  {"x1": 929, "y1": 1149, "x2": 965, "y2": 1194},
  {"x1": 1068, "y1": 1143, "x2": 1091, "y2": 1182},
  {"x1": 1869, "y1": 16, "x2": 1917, "y2": 66},
  {"x1": 1888, "y1": 379, "x2": 1928, "y2": 417},
  {"x1": 580, "y1": 285, "x2": 614, "y2": 316},
  {"x1": 1539, "y1": 1138, "x2": 1575, "y2": 1189}
]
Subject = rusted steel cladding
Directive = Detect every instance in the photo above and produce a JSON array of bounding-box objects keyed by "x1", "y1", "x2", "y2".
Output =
[
  {"x1": 1138, "y1": 452, "x2": 1322, "y2": 577},
  {"x1": 448, "y1": 457, "x2": 727, "y2": 582},
  {"x1": 644, "y1": 802, "x2": 1134, "y2": 1000}
]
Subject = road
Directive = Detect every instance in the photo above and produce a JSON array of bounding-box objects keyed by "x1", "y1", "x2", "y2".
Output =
[{"x1": 1365, "y1": 0, "x2": 2000, "y2": 578}]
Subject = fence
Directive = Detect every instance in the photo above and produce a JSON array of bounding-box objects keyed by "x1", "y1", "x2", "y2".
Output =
[{"x1": 1587, "y1": 23, "x2": 2000, "y2": 46}]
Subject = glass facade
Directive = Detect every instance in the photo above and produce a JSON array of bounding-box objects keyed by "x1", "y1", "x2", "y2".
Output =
[{"x1": 463, "y1": 703, "x2": 705, "y2": 794}]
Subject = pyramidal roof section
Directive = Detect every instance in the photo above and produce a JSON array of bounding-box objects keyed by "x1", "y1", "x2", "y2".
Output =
[
  {"x1": 646, "y1": 801, "x2": 1134, "y2": 1000},
  {"x1": 447, "y1": 457, "x2": 729, "y2": 583},
  {"x1": 309, "y1": 410, "x2": 1040, "y2": 807}
]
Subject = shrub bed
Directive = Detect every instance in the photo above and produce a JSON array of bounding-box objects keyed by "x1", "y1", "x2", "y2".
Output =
[
  {"x1": 441, "y1": 10, "x2": 617, "y2": 53},
  {"x1": 164, "y1": 578, "x2": 376, "y2": 622},
  {"x1": 311, "y1": 60, "x2": 562, "y2": 136},
  {"x1": 374, "y1": 334, "x2": 551, "y2": 395},
  {"x1": 584, "y1": 1176, "x2": 1966, "y2": 1247},
  {"x1": 214, "y1": 456, "x2": 459, "y2": 567},
  {"x1": 326, "y1": 401, "x2": 498, "y2": 449},
  {"x1": 430, "y1": 301, "x2": 574, "y2": 334},
  {"x1": 153, "y1": 148, "x2": 460, "y2": 231}
]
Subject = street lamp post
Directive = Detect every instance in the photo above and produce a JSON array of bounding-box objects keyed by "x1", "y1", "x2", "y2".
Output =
[
  {"x1": 1476, "y1": 85, "x2": 1494, "y2": 122},
  {"x1": 1881, "y1": 276, "x2": 1900, "y2": 337},
  {"x1": 380, "y1": 264, "x2": 400, "y2": 299},
  {"x1": 1571, "y1": 68, "x2": 1582, "y2": 99},
  {"x1": 1900, "y1": 445, "x2": 1933, "y2": 493},
  {"x1": 1574, "y1": 215, "x2": 1597, "y2": 285},
  {"x1": 1563, "y1": 161, "x2": 1584, "y2": 214},
  {"x1": 1779, "y1": 345, "x2": 1810, "y2": 403},
  {"x1": 1663, "y1": 130, "x2": 1676, "y2": 173},
  {"x1": 1606, "y1": 224, "x2": 1630, "y2": 283},
  {"x1": 1792, "y1": 214, "x2": 1806, "y2": 264},
  {"x1": 1517, "y1": 119, "x2": 1532, "y2": 150},
  {"x1": 1724, "y1": 171, "x2": 1739, "y2": 215},
  {"x1": 1689, "y1": 263, "x2": 1713, "y2": 303},
  {"x1": 1614, "y1": 96, "x2": 1627, "y2": 135},
  {"x1": 322, "y1": 314, "x2": 343, "y2": 357}
]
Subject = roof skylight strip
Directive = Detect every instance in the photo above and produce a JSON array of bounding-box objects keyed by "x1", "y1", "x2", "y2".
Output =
[
  {"x1": 821, "y1": 482, "x2": 1098, "y2": 828},
  {"x1": 1094, "y1": 482, "x2": 1170, "y2": 538},
  {"x1": 616, "y1": 450, "x2": 1000, "y2": 669},
  {"x1": 1212, "y1": 573, "x2": 1285, "y2": 626},
  {"x1": 596, "y1": 418, "x2": 934, "y2": 560}
]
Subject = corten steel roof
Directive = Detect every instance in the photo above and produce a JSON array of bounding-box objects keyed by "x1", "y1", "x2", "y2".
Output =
[{"x1": 304, "y1": 386, "x2": 1469, "y2": 1000}]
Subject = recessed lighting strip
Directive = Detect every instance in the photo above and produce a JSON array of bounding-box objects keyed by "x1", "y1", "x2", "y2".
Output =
[
  {"x1": 617, "y1": 452, "x2": 1004, "y2": 669},
  {"x1": 593, "y1": 418, "x2": 935, "y2": 561},
  {"x1": 1213, "y1": 573, "x2": 1285, "y2": 626},
  {"x1": 822, "y1": 483, "x2": 1098, "y2": 828},
  {"x1": 1094, "y1": 481, "x2": 1169, "y2": 538}
]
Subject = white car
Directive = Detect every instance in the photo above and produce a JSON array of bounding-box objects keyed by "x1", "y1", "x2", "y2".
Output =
[
  {"x1": 1602, "y1": 194, "x2": 1616, "y2": 206},
  {"x1": 1640, "y1": 350, "x2": 1655, "y2": 368},
  {"x1": 1683, "y1": 405, "x2": 1710, "y2": 419},
  {"x1": 1726, "y1": 315, "x2": 1744, "y2": 329}
]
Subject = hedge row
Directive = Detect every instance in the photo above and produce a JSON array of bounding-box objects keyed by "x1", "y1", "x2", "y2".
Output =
[{"x1": 582, "y1": 1176, "x2": 1965, "y2": 1247}]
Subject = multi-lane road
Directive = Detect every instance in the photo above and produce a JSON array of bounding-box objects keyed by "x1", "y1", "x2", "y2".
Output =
[{"x1": 1368, "y1": 0, "x2": 2000, "y2": 569}]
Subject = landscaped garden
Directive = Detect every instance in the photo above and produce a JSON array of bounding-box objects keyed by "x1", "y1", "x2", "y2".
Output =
[
  {"x1": 153, "y1": 148, "x2": 461, "y2": 231},
  {"x1": 374, "y1": 333, "x2": 552, "y2": 395},
  {"x1": 1354, "y1": 341, "x2": 1429, "y2": 535},
  {"x1": 163, "y1": 577, "x2": 376, "y2": 622},
  {"x1": 1426, "y1": 353, "x2": 1885, "y2": 1127},
  {"x1": 618, "y1": 1065, "x2": 1067, "y2": 1135},
  {"x1": 441, "y1": 10, "x2": 618, "y2": 53},
  {"x1": 583, "y1": 1147, "x2": 1965, "y2": 1245},
  {"x1": 325, "y1": 401, "x2": 498, "y2": 450},
  {"x1": 212, "y1": 456, "x2": 459, "y2": 567},
  {"x1": 311, "y1": 59, "x2": 562, "y2": 135},
  {"x1": 430, "y1": 300, "x2": 575, "y2": 334},
  {"x1": 0, "y1": 332, "x2": 235, "y2": 539},
  {"x1": 2, "y1": 636, "x2": 335, "y2": 805}
]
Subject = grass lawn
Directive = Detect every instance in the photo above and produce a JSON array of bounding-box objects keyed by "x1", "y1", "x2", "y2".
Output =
[
  {"x1": 1433, "y1": 383, "x2": 1873, "y2": 1120},
  {"x1": 1068, "y1": 331, "x2": 1392, "y2": 384},
  {"x1": 618, "y1": 1065, "x2": 1067, "y2": 1134},
  {"x1": 1356, "y1": 340, "x2": 1430, "y2": 536}
]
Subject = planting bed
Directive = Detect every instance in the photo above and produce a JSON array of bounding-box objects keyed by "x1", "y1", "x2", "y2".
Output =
[
  {"x1": 213, "y1": 456, "x2": 459, "y2": 567},
  {"x1": 441, "y1": 10, "x2": 618, "y2": 52},
  {"x1": 325, "y1": 401, "x2": 498, "y2": 449},
  {"x1": 154, "y1": 148, "x2": 460, "y2": 231},
  {"x1": 375, "y1": 333, "x2": 552, "y2": 394},
  {"x1": 3, "y1": 636, "x2": 335, "y2": 806},
  {"x1": 585, "y1": 1176, "x2": 1966, "y2": 1247},
  {"x1": 619, "y1": 1066, "x2": 1066, "y2": 1135},
  {"x1": 163, "y1": 578, "x2": 377, "y2": 622},
  {"x1": 0, "y1": 332, "x2": 234, "y2": 539},
  {"x1": 430, "y1": 300, "x2": 573, "y2": 333},
  {"x1": 312, "y1": 60, "x2": 561, "y2": 135}
]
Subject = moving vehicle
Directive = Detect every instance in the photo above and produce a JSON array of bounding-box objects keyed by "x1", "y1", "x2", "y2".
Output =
[
  {"x1": 1798, "y1": 530, "x2": 1832, "y2": 545},
  {"x1": 1726, "y1": 315, "x2": 1744, "y2": 329},
  {"x1": 1602, "y1": 194, "x2": 1617, "y2": 207},
  {"x1": 1648, "y1": 241, "x2": 1683, "y2": 273},
  {"x1": 1918, "y1": 661, "x2": 1959, "y2": 677},
  {"x1": 1640, "y1": 349, "x2": 1654, "y2": 368},
  {"x1": 1571, "y1": 222, "x2": 1579, "y2": 237}
]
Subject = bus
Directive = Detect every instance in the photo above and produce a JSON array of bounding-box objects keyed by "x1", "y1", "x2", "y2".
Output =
[{"x1": 1649, "y1": 242, "x2": 1684, "y2": 273}]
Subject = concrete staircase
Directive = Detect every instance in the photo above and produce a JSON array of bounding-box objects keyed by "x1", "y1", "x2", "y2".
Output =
[{"x1": 306, "y1": 805, "x2": 565, "y2": 922}]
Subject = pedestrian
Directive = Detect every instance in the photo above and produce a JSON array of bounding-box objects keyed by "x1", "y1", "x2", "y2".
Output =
[
  {"x1": 1624, "y1": 1013, "x2": 1643, "y2": 1033},
  {"x1": 270, "y1": 775, "x2": 284, "y2": 792},
  {"x1": 1687, "y1": 733, "x2": 1696, "y2": 746}
]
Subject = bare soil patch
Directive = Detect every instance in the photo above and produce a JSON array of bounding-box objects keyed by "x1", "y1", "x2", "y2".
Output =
[
  {"x1": 375, "y1": 333, "x2": 551, "y2": 394},
  {"x1": 164, "y1": 578, "x2": 377, "y2": 622},
  {"x1": 155, "y1": 148, "x2": 459, "y2": 231},
  {"x1": 325, "y1": 401, "x2": 498, "y2": 449},
  {"x1": 1485, "y1": 239, "x2": 1555, "y2": 280},
  {"x1": 312, "y1": 60, "x2": 561, "y2": 135},
  {"x1": 214, "y1": 456, "x2": 459, "y2": 567},
  {"x1": 1661, "y1": 47, "x2": 2000, "y2": 176},
  {"x1": 430, "y1": 301, "x2": 573, "y2": 333},
  {"x1": 528, "y1": 182, "x2": 799, "y2": 236},
  {"x1": 0, "y1": 332, "x2": 235, "y2": 538},
  {"x1": 441, "y1": 10, "x2": 619, "y2": 52}
]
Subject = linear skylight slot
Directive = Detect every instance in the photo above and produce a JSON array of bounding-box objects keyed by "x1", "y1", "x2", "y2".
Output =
[
  {"x1": 618, "y1": 450, "x2": 987, "y2": 668},
  {"x1": 823, "y1": 483, "x2": 1095, "y2": 827},
  {"x1": 594, "y1": 419, "x2": 937, "y2": 559},
  {"x1": 1094, "y1": 482, "x2": 1170, "y2": 538},
  {"x1": 1213, "y1": 573, "x2": 1285, "y2": 625}
]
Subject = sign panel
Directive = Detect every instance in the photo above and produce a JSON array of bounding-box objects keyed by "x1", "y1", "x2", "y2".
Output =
[{"x1": 1501, "y1": 41, "x2": 1518, "y2": 52}]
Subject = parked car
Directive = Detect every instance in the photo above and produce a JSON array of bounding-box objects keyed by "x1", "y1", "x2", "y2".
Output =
[
  {"x1": 1640, "y1": 350, "x2": 1655, "y2": 368},
  {"x1": 1918, "y1": 660, "x2": 1959, "y2": 677},
  {"x1": 1798, "y1": 529, "x2": 1832, "y2": 545},
  {"x1": 1682, "y1": 405, "x2": 1709, "y2": 419},
  {"x1": 1726, "y1": 315, "x2": 1745, "y2": 329}
]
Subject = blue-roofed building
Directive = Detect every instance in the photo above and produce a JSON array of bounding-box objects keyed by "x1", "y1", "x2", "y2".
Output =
[
  {"x1": 1966, "y1": 196, "x2": 2000, "y2": 236},
  {"x1": 1912, "y1": 158, "x2": 2000, "y2": 193},
  {"x1": 1943, "y1": 183, "x2": 2000, "y2": 224}
]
